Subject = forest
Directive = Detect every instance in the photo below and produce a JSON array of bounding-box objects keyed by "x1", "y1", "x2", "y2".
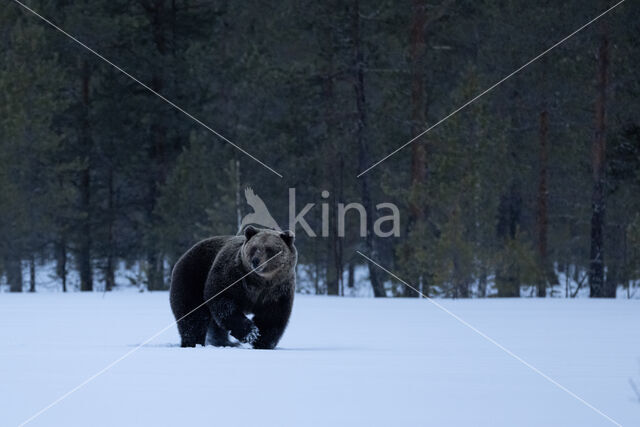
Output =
[{"x1": 1, "y1": 0, "x2": 638, "y2": 298}]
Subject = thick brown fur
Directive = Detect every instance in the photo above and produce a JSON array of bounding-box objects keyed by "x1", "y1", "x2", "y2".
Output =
[{"x1": 170, "y1": 226, "x2": 296, "y2": 349}]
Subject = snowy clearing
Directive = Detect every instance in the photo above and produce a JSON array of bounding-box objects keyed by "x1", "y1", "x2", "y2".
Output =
[{"x1": 1, "y1": 293, "x2": 639, "y2": 426}]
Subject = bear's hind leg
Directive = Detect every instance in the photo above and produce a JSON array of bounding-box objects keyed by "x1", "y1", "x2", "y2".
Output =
[{"x1": 177, "y1": 307, "x2": 210, "y2": 347}]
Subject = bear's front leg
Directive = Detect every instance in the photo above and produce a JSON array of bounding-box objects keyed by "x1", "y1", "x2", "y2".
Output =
[
  {"x1": 251, "y1": 295, "x2": 293, "y2": 350},
  {"x1": 208, "y1": 298, "x2": 259, "y2": 344}
]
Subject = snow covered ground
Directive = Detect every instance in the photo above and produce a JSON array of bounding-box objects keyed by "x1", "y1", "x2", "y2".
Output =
[{"x1": 1, "y1": 293, "x2": 639, "y2": 427}]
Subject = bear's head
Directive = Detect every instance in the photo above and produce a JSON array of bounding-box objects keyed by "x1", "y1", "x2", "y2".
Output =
[{"x1": 241, "y1": 225, "x2": 297, "y2": 280}]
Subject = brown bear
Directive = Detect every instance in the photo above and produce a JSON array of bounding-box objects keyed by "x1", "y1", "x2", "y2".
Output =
[{"x1": 169, "y1": 226, "x2": 296, "y2": 349}]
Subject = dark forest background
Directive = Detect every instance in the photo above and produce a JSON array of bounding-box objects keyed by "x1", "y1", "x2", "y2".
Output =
[{"x1": 1, "y1": 0, "x2": 639, "y2": 297}]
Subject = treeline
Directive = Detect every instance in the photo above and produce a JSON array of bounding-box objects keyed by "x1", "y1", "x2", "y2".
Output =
[{"x1": 0, "y1": 1, "x2": 638, "y2": 297}]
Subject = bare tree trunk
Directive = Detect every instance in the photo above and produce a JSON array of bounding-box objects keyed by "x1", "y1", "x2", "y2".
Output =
[
  {"x1": 326, "y1": 237, "x2": 339, "y2": 295},
  {"x1": 330, "y1": 159, "x2": 345, "y2": 296},
  {"x1": 589, "y1": 16, "x2": 611, "y2": 298},
  {"x1": 314, "y1": 242, "x2": 320, "y2": 295},
  {"x1": 453, "y1": 258, "x2": 469, "y2": 298},
  {"x1": 145, "y1": 2, "x2": 170, "y2": 291},
  {"x1": 6, "y1": 256, "x2": 22, "y2": 292},
  {"x1": 404, "y1": 0, "x2": 429, "y2": 297},
  {"x1": 409, "y1": 0, "x2": 427, "y2": 225},
  {"x1": 78, "y1": 59, "x2": 93, "y2": 292},
  {"x1": 56, "y1": 238, "x2": 67, "y2": 292},
  {"x1": 335, "y1": 157, "x2": 344, "y2": 296},
  {"x1": 326, "y1": 190, "x2": 343, "y2": 296},
  {"x1": 105, "y1": 165, "x2": 115, "y2": 292},
  {"x1": 146, "y1": 80, "x2": 165, "y2": 291},
  {"x1": 29, "y1": 255, "x2": 36, "y2": 293},
  {"x1": 478, "y1": 269, "x2": 487, "y2": 298},
  {"x1": 352, "y1": 0, "x2": 385, "y2": 297},
  {"x1": 319, "y1": 4, "x2": 344, "y2": 297},
  {"x1": 348, "y1": 261, "x2": 355, "y2": 289},
  {"x1": 323, "y1": 21, "x2": 340, "y2": 297},
  {"x1": 496, "y1": 183, "x2": 522, "y2": 297},
  {"x1": 536, "y1": 110, "x2": 549, "y2": 297}
]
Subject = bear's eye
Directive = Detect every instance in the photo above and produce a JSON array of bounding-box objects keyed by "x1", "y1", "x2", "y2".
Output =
[
  {"x1": 249, "y1": 247, "x2": 257, "y2": 258},
  {"x1": 265, "y1": 248, "x2": 275, "y2": 258}
]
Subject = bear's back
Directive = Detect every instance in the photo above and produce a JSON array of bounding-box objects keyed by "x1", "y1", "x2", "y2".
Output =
[{"x1": 170, "y1": 236, "x2": 235, "y2": 316}]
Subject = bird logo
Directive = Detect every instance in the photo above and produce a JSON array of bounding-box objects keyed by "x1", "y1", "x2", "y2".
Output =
[{"x1": 239, "y1": 187, "x2": 282, "y2": 232}]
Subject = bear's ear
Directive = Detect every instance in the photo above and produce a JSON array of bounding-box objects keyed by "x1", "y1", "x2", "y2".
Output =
[
  {"x1": 244, "y1": 225, "x2": 259, "y2": 241},
  {"x1": 280, "y1": 230, "x2": 295, "y2": 248}
]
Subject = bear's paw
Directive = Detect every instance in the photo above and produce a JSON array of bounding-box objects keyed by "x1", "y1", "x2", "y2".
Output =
[{"x1": 243, "y1": 324, "x2": 260, "y2": 345}]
